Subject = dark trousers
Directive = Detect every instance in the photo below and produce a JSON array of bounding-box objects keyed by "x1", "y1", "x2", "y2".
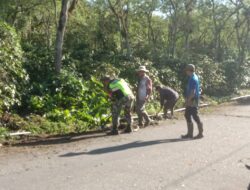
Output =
[{"x1": 185, "y1": 106, "x2": 201, "y2": 124}]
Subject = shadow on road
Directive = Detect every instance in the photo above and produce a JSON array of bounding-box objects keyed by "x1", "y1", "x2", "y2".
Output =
[
  {"x1": 246, "y1": 164, "x2": 250, "y2": 170},
  {"x1": 59, "y1": 138, "x2": 192, "y2": 157},
  {"x1": 245, "y1": 164, "x2": 250, "y2": 190},
  {"x1": 13, "y1": 133, "x2": 107, "y2": 147}
]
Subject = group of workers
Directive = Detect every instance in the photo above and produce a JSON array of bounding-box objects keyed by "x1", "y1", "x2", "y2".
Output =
[{"x1": 101, "y1": 64, "x2": 203, "y2": 139}]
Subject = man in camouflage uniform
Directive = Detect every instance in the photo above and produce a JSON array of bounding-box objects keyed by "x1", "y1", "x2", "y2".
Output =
[{"x1": 102, "y1": 76, "x2": 135, "y2": 135}]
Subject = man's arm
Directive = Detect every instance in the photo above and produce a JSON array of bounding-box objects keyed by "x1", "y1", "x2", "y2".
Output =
[
  {"x1": 145, "y1": 77, "x2": 152, "y2": 101},
  {"x1": 160, "y1": 93, "x2": 165, "y2": 108},
  {"x1": 155, "y1": 92, "x2": 164, "y2": 115},
  {"x1": 104, "y1": 85, "x2": 113, "y2": 99},
  {"x1": 186, "y1": 79, "x2": 196, "y2": 106},
  {"x1": 186, "y1": 89, "x2": 195, "y2": 106}
]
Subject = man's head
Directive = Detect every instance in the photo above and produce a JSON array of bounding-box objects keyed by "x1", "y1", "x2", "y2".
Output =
[
  {"x1": 155, "y1": 85, "x2": 162, "y2": 92},
  {"x1": 185, "y1": 64, "x2": 195, "y2": 76},
  {"x1": 101, "y1": 76, "x2": 112, "y2": 85},
  {"x1": 137, "y1": 66, "x2": 149, "y2": 78}
]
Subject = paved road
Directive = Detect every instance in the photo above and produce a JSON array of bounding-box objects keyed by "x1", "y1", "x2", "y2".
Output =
[{"x1": 0, "y1": 103, "x2": 250, "y2": 190}]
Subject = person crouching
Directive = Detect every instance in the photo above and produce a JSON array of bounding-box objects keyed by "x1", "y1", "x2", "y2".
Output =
[
  {"x1": 102, "y1": 76, "x2": 135, "y2": 135},
  {"x1": 155, "y1": 85, "x2": 179, "y2": 119}
]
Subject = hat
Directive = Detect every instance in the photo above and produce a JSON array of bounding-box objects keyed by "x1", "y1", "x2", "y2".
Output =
[
  {"x1": 137, "y1": 66, "x2": 149, "y2": 73},
  {"x1": 185, "y1": 64, "x2": 195, "y2": 72}
]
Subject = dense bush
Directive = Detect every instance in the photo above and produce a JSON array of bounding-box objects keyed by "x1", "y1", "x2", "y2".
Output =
[
  {"x1": 221, "y1": 58, "x2": 250, "y2": 93},
  {"x1": 195, "y1": 55, "x2": 227, "y2": 96},
  {"x1": 1, "y1": 0, "x2": 250, "y2": 138},
  {"x1": 24, "y1": 68, "x2": 110, "y2": 130},
  {"x1": 154, "y1": 57, "x2": 185, "y2": 94},
  {"x1": 0, "y1": 21, "x2": 28, "y2": 112}
]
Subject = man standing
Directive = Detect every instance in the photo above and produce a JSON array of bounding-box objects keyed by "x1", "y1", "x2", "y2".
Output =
[
  {"x1": 136, "y1": 66, "x2": 153, "y2": 127},
  {"x1": 182, "y1": 64, "x2": 203, "y2": 139},
  {"x1": 155, "y1": 85, "x2": 179, "y2": 119},
  {"x1": 102, "y1": 76, "x2": 135, "y2": 135}
]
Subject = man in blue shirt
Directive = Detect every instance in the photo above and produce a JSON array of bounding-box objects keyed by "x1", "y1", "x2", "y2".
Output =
[{"x1": 182, "y1": 64, "x2": 203, "y2": 139}]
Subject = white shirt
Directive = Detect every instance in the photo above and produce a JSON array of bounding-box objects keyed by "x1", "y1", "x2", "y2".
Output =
[{"x1": 138, "y1": 75, "x2": 149, "y2": 101}]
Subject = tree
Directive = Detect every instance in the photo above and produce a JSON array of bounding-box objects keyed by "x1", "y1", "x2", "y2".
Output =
[
  {"x1": 106, "y1": 0, "x2": 131, "y2": 58},
  {"x1": 231, "y1": 0, "x2": 250, "y2": 64},
  {"x1": 134, "y1": 0, "x2": 161, "y2": 61},
  {"x1": 54, "y1": 0, "x2": 78, "y2": 73}
]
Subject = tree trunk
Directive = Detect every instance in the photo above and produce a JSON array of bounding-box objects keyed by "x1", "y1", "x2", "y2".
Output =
[
  {"x1": 167, "y1": 0, "x2": 178, "y2": 58},
  {"x1": 184, "y1": 0, "x2": 194, "y2": 52},
  {"x1": 53, "y1": 0, "x2": 58, "y2": 27},
  {"x1": 107, "y1": 0, "x2": 131, "y2": 58},
  {"x1": 54, "y1": 0, "x2": 77, "y2": 73},
  {"x1": 123, "y1": 2, "x2": 131, "y2": 58},
  {"x1": 147, "y1": 13, "x2": 157, "y2": 61},
  {"x1": 55, "y1": 0, "x2": 70, "y2": 73},
  {"x1": 211, "y1": 0, "x2": 221, "y2": 61}
]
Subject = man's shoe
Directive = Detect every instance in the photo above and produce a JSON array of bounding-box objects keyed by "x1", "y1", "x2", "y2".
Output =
[
  {"x1": 197, "y1": 122, "x2": 203, "y2": 134},
  {"x1": 194, "y1": 133, "x2": 204, "y2": 139},
  {"x1": 181, "y1": 134, "x2": 193, "y2": 139},
  {"x1": 145, "y1": 120, "x2": 154, "y2": 127},
  {"x1": 138, "y1": 124, "x2": 144, "y2": 128},
  {"x1": 181, "y1": 122, "x2": 194, "y2": 139},
  {"x1": 133, "y1": 125, "x2": 140, "y2": 132},
  {"x1": 123, "y1": 127, "x2": 132, "y2": 133},
  {"x1": 106, "y1": 130, "x2": 119, "y2": 135}
]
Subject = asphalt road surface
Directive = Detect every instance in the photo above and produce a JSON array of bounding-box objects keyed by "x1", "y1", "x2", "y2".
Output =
[{"x1": 0, "y1": 103, "x2": 250, "y2": 190}]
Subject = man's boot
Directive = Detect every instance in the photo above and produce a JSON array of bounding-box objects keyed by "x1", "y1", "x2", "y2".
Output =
[
  {"x1": 163, "y1": 113, "x2": 168, "y2": 120},
  {"x1": 194, "y1": 122, "x2": 203, "y2": 139},
  {"x1": 142, "y1": 111, "x2": 153, "y2": 127},
  {"x1": 138, "y1": 115, "x2": 144, "y2": 128},
  {"x1": 144, "y1": 119, "x2": 151, "y2": 127},
  {"x1": 123, "y1": 124, "x2": 132, "y2": 133},
  {"x1": 107, "y1": 126, "x2": 119, "y2": 135},
  {"x1": 181, "y1": 122, "x2": 193, "y2": 139},
  {"x1": 144, "y1": 116, "x2": 154, "y2": 127}
]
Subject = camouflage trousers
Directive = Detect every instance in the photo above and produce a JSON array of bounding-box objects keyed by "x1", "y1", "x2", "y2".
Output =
[{"x1": 111, "y1": 95, "x2": 134, "y2": 130}]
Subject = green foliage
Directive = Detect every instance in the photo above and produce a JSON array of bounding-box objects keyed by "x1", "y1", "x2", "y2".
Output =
[
  {"x1": 117, "y1": 58, "x2": 157, "y2": 84},
  {"x1": 221, "y1": 58, "x2": 250, "y2": 92},
  {"x1": 1, "y1": 0, "x2": 250, "y2": 138},
  {"x1": 194, "y1": 55, "x2": 227, "y2": 96},
  {"x1": 19, "y1": 44, "x2": 112, "y2": 133},
  {"x1": 24, "y1": 69, "x2": 110, "y2": 129},
  {"x1": 23, "y1": 46, "x2": 54, "y2": 85},
  {"x1": 0, "y1": 127, "x2": 8, "y2": 138},
  {"x1": 0, "y1": 21, "x2": 28, "y2": 111},
  {"x1": 154, "y1": 57, "x2": 186, "y2": 94},
  {"x1": 23, "y1": 115, "x2": 73, "y2": 135}
]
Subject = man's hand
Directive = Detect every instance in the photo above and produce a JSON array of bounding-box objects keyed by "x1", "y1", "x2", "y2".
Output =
[
  {"x1": 186, "y1": 89, "x2": 195, "y2": 107},
  {"x1": 185, "y1": 98, "x2": 193, "y2": 107}
]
